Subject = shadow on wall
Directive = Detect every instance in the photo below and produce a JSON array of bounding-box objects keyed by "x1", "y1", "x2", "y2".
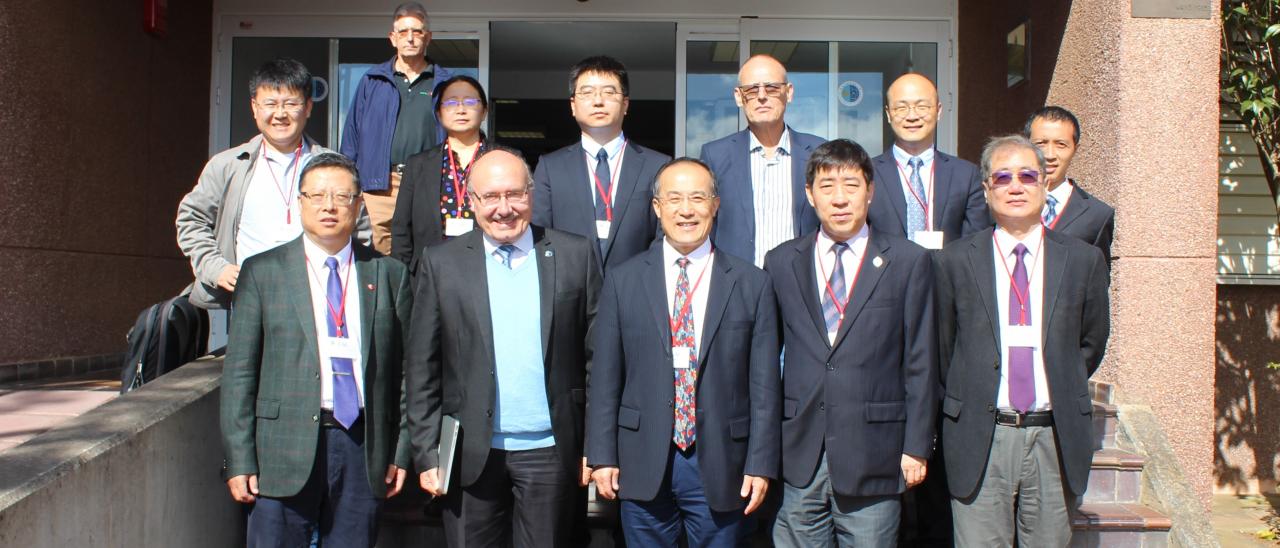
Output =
[{"x1": 1215, "y1": 285, "x2": 1280, "y2": 494}]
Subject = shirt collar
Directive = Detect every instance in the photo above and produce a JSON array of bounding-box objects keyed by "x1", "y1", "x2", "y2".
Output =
[
  {"x1": 891, "y1": 143, "x2": 935, "y2": 167},
  {"x1": 993, "y1": 223, "x2": 1044, "y2": 258},
  {"x1": 302, "y1": 235, "x2": 354, "y2": 272},
  {"x1": 481, "y1": 228, "x2": 535, "y2": 257},
  {"x1": 581, "y1": 132, "x2": 627, "y2": 160},
  {"x1": 1047, "y1": 179, "x2": 1074, "y2": 203},
  {"x1": 261, "y1": 139, "x2": 310, "y2": 164},
  {"x1": 748, "y1": 127, "x2": 792, "y2": 155},
  {"x1": 662, "y1": 237, "x2": 713, "y2": 267},
  {"x1": 816, "y1": 223, "x2": 870, "y2": 257}
]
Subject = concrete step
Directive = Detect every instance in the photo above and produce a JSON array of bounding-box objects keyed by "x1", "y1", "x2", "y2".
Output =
[
  {"x1": 1086, "y1": 447, "x2": 1146, "y2": 503},
  {"x1": 1070, "y1": 502, "x2": 1172, "y2": 548}
]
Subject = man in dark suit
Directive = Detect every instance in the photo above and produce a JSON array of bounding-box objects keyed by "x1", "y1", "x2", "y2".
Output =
[
  {"x1": 936, "y1": 135, "x2": 1109, "y2": 546},
  {"x1": 588, "y1": 158, "x2": 781, "y2": 547},
  {"x1": 533, "y1": 55, "x2": 670, "y2": 271},
  {"x1": 1024, "y1": 106, "x2": 1115, "y2": 263},
  {"x1": 221, "y1": 152, "x2": 412, "y2": 548},
  {"x1": 700, "y1": 54, "x2": 826, "y2": 266},
  {"x1": 764, "y1": 139, "x2": 938, "y2": 547},
  {"x1": 868, "y1": 73, "x2": 990, "y2": 253},
  {"x1": 407, "y1": 146, "x2": 600, "y2": 547}
]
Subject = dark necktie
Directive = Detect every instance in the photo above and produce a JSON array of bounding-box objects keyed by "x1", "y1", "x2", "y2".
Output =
[
  {"x1": 594, "y1": 148, "x2": 612, "y2": 222},
  {"x1": 1007, "y1": 244, "x2": 1035, "y2": 413},
  {"x1": 326, "y1": 257, "x2": 359, "y2": 428}
]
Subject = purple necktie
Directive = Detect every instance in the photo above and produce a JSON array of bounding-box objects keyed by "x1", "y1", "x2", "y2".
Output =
[
  {"x1": 326, "y1": 257, "x2": 359, "y2": 429},
  {"x1": 1007, "y1": 243, "x2": 1035, "y2": 413}
]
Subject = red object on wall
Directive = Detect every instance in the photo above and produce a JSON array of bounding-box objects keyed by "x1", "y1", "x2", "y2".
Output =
[{"x1": 144, "y1": 0, "x2": 167, "y2": 37}]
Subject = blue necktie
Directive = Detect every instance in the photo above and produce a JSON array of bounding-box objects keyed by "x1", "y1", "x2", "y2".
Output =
[
  {"x1": 325, "y1": 257, "x2": 359, "y2": 429},
  {"x1": 906, "y1": 157, "x2": 927, "y2": 234},
  {"x1": 821, "y1": 242, "x2": 849, "y2": 336},
  {"x1": 594, "y1": 148, "x2": 612, "y2": 222},
  {"x1": 496, "y1": 244, "x2": 516, "y2": 269},
  {"x1": 1043, "y1": 194, "x2": 1059, "y2": 226}
]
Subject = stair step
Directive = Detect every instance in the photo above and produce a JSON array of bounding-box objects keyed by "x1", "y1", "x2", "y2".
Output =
[
  {"x1": 1093, "y1": 447, "x2": 1144, "y2": 470},
  {"x1": 1072, "y1": 502, "x2": 1172, "y2": 531},
  {"x1": 1086, "y1": 448, "x2": 1146, "y2": 503},
  {"x1": 1093, "y1": 402, "x2": 1120, "y2": 449},
  {"x1": 1089, "y1": 380, "x2": 1115, "y2": 405}
]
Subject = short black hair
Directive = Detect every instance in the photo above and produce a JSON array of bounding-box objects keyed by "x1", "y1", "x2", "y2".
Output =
[
  {"x1": 568, "y1": 56, "x2": 630, "y2": 98},
  {"x1": 806, "y1": 139, "x2": 874, "y2": 187},
  {"x1": 392, "y1": 2, "x2": 428, "y2": 22},
  {"x1": 433, "y1": 75, "x2": 489, "y2": 113},
  {"x1": 248, "y1": 58, "x2": 312, "y2": 100},
  {"x1": 1023, "y1": 106, "x2": 1081, "y2": 144},
  {"x1": 652, "y1": 157, "x2": 718, "y2": 197},
  {"x1": 299, "y1": 152, "x2": 360, "y2": 193}
]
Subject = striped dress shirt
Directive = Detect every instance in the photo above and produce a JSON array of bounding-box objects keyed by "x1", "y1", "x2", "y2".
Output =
[{"x1": 749, "y1": 129, "x2": 794, "y2": 266}]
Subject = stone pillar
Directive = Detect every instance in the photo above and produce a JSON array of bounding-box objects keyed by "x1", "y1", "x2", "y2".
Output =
[{"x1": 1044, "y1": 0, "x2": 1220, "y2": 505}]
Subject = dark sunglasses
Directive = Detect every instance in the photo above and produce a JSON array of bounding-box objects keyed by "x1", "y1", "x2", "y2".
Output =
[{"x1": 989, "y1": 169, "x2": 1041, "y2": 187}]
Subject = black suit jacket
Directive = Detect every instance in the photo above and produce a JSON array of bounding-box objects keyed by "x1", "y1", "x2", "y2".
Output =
[
  {"x1": 391, "y1": 141, "x2": 498, "y2": 274},
  {"x1": 935, "y1": 229, "x2": 1109, "y2": 499},
  {"x1": 868, "y1": 150, "x2": 991, "y2": 245},
  {"x1": 700, "y1": 128, "x2": 825, "y2": 263},
  {"x1": 405, "y1": 227, "x2": 601, "y2": 487},
  {"x1": 587, "y1": 241, "x2": 781, "y2": 512},
  {"x1": 532, "y1": 140, "x2": 669, "y2": 271},
  {"x1": 1049, "y1": 183, "x2": 1115, "y2": 263},
  {"x1": 763, "y1": 227, "x2": 938, "y2": 497}
]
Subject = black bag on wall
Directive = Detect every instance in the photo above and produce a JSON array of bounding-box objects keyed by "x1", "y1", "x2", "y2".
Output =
[{"x1": 121, "y1": 295, "x2": 208, "y2": 394}]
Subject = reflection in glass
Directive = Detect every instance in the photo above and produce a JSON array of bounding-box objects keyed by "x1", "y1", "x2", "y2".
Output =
[{"x1": 686, "y1": 41, "x2": 740, "y2": 155}]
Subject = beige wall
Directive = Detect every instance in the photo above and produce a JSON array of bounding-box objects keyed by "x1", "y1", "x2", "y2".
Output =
[
  {"x1": 0, "y1": 1, "x2": 213, "y2": 363},
  {"x1": 1216, "y1": 284, "x2": 1280, "y2": 495}
]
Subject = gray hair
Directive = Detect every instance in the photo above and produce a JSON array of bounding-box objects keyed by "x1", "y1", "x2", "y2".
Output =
[
  {"x1": 651, "y1": 157, "x2": 719, "y2": 197},
  {"x1": 979, "y1": 134, "x2": 1047, "y2": 182},
  {"x1": 392, "y1": 2, "x2": 429, "y2": 24}
]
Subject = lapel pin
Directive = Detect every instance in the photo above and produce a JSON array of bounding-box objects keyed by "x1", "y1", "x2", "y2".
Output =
[
  {"x1": 545, "y1": 250, "x2": 553, "y2": 257},
  {"x1": 872, "y1": 256, "x2": 884, "y2": 268}
]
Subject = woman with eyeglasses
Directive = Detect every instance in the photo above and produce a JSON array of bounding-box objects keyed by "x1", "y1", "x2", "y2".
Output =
[{"x1": 391, "y1": 74, "x2": 494, "y2": 274}]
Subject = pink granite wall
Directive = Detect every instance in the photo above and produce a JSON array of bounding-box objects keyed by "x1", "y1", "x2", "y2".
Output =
[
  {"x1": 1216, "y1": 284, "x2": 1280, "y2": 495},
  {"x1": 0, "y1": 1, "x2": 212, "y2": 363}
]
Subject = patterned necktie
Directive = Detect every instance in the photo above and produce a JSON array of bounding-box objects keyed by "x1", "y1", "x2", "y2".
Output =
[
  {"x1": 1043, "y1": 194, "x2": 1059, "y2": 226},
  {"x1": 821, "y1": 242, "x2": 850, "y2": 336},
  {"x1": 906, "y1": 157, "x2": 927, "y2": 234},
  {"x1": 1007, "y1": 243, "x2": 1035, "y2": 413},
  {"x1": 326, "y1": 257, "x2": 359, "y2": 429},
  {"x1": 495, "y1": 244, "x2": 516, "y2": 269},
  {"x1": 672, "y1": 257, "x2": 698, "y2": 450}
]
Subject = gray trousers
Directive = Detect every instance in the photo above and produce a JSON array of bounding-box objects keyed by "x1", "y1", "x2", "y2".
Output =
[
  {"x1": 773, "y1": 452, "x2": 900, "y2": 548},
  {"x1": 951, "y1": 424, "x2": 1077, "y2": 548}
]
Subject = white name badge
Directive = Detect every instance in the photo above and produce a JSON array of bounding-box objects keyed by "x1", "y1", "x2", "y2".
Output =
[
  {"x1": 912, "y1": 230, "x2": 945, "y2": 250},
  {"x1": 445, "y1": 218, "x2": 474, "y2": 237},
  {"x1": 672, "y1": 346, "x2": 693, "y2": 370},
  {"x1": 596, "y1": 220, "x2": 612, "y2": 239},
  {"x1": 1005, "y1": 325, "x2": 1040, "y2": 349},
  {"x1": 321, "y1": 336, "x2": 360, "y2": 360}
]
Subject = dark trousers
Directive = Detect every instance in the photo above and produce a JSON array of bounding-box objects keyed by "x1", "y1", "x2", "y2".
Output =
[
  {"x1": 620, "y1": 446, "x2": 749, "y2": 548},
  {"x1": 247, "y1": 419, "x2": 381, "y2": 548},
  {"x1": 441, "y1": 445, "x2": 571, "y2": 548},
  {"x1": 905, "y1": 432, "x2": 953, "y2": 547}
]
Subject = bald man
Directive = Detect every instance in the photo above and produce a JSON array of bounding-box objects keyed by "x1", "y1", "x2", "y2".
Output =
[
  {"x1": 868, "y1": 73, "x2": 990, "y2": 253},
  {"x1": 700, "y1": 54, "x2": 825, "y2": 266}
]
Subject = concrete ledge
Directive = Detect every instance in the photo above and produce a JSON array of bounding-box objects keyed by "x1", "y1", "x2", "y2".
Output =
[
  {"x1": 1117, "y1": 404, "x2": 1221, "y2": 548},
  {"x1": 0, "y1": 357, "x2": 241, "y2": 547}
]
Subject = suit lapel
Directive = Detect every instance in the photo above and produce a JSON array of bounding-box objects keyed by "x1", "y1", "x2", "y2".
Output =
[
  {"x1": 642, "y1": 245, "x2": 673, "y2": 350},
  {"x1": 604, "y1": 142, "x2": 644, "y2": 259},
  {"x1": 1051, "y1": 185, "x2": 1089, "y2": 232},
  {"x1": 790, "y1": 236, "x2": 829, "y2": 348},
  {"x1": 877, "y1": 154, "x2": 910, "y2": 234},
  {"x1": 1041, "y1": 234, "x2": 1068, "y2": 342},
  {"x1": 462, "y1": 232, "x2": 496, "y2": 358},
  {"x1": 534, "y1": 228, "x2": 556, "y2": 360},
  {"x1": 564, "y1": 144, "x2": 597, "y2": 238},
  {"x1": 698, "y1": 254, "x2": 735, "y2": 366},
  {"x1": 732, "y1": 131, "x2": 755, "y2": 226},
  {"x1": 354, "y1": 244, "x2": 378, "y2": 370},
  {"x1": 789, "y1": 131, "x2": 811, "y2": 235},
  {"x1": 966, "y1": 233, "x2": 1001, "y2": 349},
  {"x1": 284, "y1": 240, "x2": 320, "y2": 356},
  {"x1": 933, "y1": 153, "x2": 954, "y2": 230},
  {"x1": 831, "y1": 235, "x2": 889, "y2": 351}
]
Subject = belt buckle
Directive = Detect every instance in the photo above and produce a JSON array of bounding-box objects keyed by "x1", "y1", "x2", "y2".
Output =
[{"x1": 1015, "y1": 412, "x2": 1025, "y2": 427}]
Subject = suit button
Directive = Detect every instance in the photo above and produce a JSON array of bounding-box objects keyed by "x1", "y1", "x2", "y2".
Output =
[
  {"x1": 486, "y1": 409, "x2": 493, "y2": 418},
  {"x1": 668, "y1": 402, "x2": 673, "y2": 408},
  {"x1": 993, "y1": 360, "x2": 1000, "y2": 369},
  {"x1": 825, "y1": 361, "x2": 834, "y2": 371},
  {"x1": 490, "y1": 369, "x2": 495, "y2": 375},
  {"x1": 312, "y1": 415, "x2": 319, "y2": 422},
  {"x1": 987, "y1": 404, "x2": 995, "y2": 413},
  {"x1": 819, "y1": 402, "x2": 825, "y2": 411},
  {"x1": 314, "y1": 373, "x2": 320, "y2": 379}
]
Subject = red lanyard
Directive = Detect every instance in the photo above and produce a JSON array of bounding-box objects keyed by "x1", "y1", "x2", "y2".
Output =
[
  {"x1": 446, "y1": 141, "x2": 483, "y2": 215},
  {"x1": 262, "y1": 141, "x2": 303, "y2": 224},
  {"x1": 992, "y1": 229, "x2": 1045, "y2": 325},
  {"x1": 668, "y1": 249, "x2": 714, "y2": 344},
  {"x1": 586, "y1": 140, "x2": 627, "y2": 222},
  {"x1": 304, "y1": 251, "x2": 354, "y2": 337},
  {"x1": 816, "y1": 234, "x2": 867, "y2": 324},
  {"x1": 895, "y1": 157, "x2": 936, "y2": 231}
]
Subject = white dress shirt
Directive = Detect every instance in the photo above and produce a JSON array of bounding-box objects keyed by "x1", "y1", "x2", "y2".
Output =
[
  {"x1": 301, "y1": 235, "x2": 364, "y2": 410},
  {"x1": 992, "y1": 224, "x2": 1051, "y2": 412},
  {"x1": 663, "y1": 238, "x2": 714, "y2": 352},
  {"x1": 891, "y1": 144, "x2": 936, "y2": 231},
  {"x1": 1044, "y1": 179, "x2": 1075, "y2": 223},
  {"x1": 237, "y1": 142, "x2": 310, "y2": 262},
  {"x1": 581, "y1": 133, "x2": 627, "y2": 209},
  {"x1": 814, "y1": 224, "x2": 870, "y2": 344},
  {"x1": 482, "y1": 228, "x2": 535, "y2": 270},
  {"x1": 749, "y1": 129, "x2": 794, "y2": 267}
]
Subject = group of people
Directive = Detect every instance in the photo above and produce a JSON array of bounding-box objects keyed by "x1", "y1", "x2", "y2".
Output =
[{"x1": 175, "y1": 3, "x2": 1116, "y2": 548}]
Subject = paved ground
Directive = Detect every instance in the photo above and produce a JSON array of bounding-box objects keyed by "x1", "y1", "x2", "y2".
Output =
[
  {"x1": 0, "y1": 370, "x2": 120, "y2": 453},
  {"x1": 1215, "y1": 494, "x2": 1280, "y2": 547}
]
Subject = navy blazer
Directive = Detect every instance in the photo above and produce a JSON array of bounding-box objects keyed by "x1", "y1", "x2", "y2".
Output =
[
  {"x1": 532, "y1": 140, "x2": 669, "y2": 272},
  {"x1": 700, "y1": 128, "x2": 825, "y2": 264},
  {"x1": 935, "y1": 229, "x2": 1109, "y2": 499},
  {"x1": 1049, "y1": 183, "x2": 1115, "y2": 264},
  {"x1": 763, "y1": 227, "x2": 938, "y2": 498},
  {"x1": 587, "y1": 241, "x2": 781, "y2": 513},
  {"x1": 868, "y1": 149, "x2": 991, "y2": 245}
]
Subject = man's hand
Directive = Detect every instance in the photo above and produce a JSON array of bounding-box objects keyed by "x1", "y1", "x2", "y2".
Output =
[
  {"x1": 226, "y1": 474, "x2": 259, "y2": 503},
  {"x1": 217, "y1": 264, "x2": 241, "y2": 292},
  {"x1": 740, "y1": 475, "x2": 769, "y2": 515},
  {"x1": 385, "y1": 465, "x2": 407, "y2": 497},
  {"x1": 901, "y1": 454, "x2": 928, "y2": 488},
  {"x1": 580, "y1": 457, "x2": 592, "y2": 487},
  {"x1": 591, "y1": 466, "x2": 620, "y2": 500},
  {"x1": 420, "y1": 467, "x2": 442, "y2": 496}
]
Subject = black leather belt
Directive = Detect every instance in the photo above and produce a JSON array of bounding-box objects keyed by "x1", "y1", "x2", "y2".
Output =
[
  {"x1": 320, "y1": 410, "x2": 363, "y2": 430},
  {"x1": 995, "y1": 410, "x2": 1054, "y2": 427}
]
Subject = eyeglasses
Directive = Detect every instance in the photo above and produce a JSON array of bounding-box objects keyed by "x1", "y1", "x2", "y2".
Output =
[
  {"x1": 470, "y1": 188, "x2": 531, "y2": 207},
  {"x1": 441, "y1": 97, "x2": 483, "y2": 110},
  {"x1": 573, "y1": 87, "x2": 624, "y2": 102},
  {"x1": 656, "y1": 192, "x2": 716, "y2": 208},
  {"x1": 736, "y1": 82, "x2": 788, "y2": 99},
  {"x1": 299, "y1": 191, "x2": 360, "y2": 206},
  {"x1": 988, "y1": 169, "x2": 1042, "y2": 188},
  {"x1": 888, "y1": 102, "x2": 937, "y2": 119},
  {"x1": 254, "y1": 99, "x2": 306, "y2": 115},
  {"x1": 393, "y1": 27, "x2": 427, "y2": 38}
]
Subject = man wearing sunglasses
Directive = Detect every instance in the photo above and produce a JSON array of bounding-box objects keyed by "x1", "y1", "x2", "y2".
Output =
[
  {"x1": 700, "y1": 54, "x2": 826, "y2": 267},
  {"x1": 1024, "y1": 106, "x2": 1115, "y2": 264},
  {"x1": 935, "y1": 135, "x2": 1109, "y2": 547},
  {"x1": 341, "y1": 2, "x2": 453, "y2": 255}
]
